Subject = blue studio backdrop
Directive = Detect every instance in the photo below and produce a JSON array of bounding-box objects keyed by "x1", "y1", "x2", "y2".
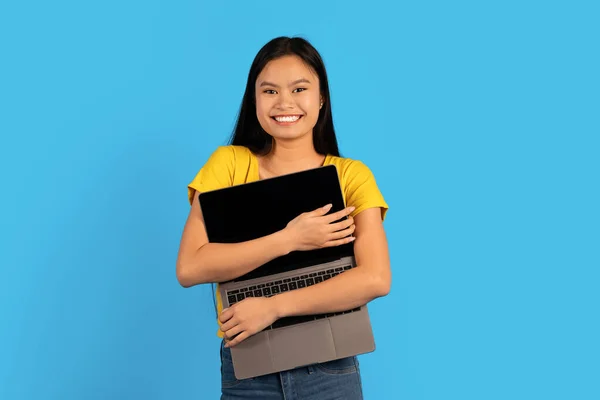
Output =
[{"x1": 1, "y1": 1, "x2": 598, "y2": 399}]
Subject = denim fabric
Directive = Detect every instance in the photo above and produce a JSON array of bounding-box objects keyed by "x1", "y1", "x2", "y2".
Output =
[{"x1": 220, "y1": 341, "x2": 364, "y2": 400}]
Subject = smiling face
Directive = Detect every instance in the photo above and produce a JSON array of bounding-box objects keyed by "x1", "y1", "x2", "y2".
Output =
[{"x1": 255, "y1": 55, "x2": 323, "y2": 142}]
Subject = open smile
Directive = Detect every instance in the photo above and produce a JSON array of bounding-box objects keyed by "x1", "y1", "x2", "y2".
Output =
[{"x1": 271, "y1": 115, "x2": 303, "y2": 125}]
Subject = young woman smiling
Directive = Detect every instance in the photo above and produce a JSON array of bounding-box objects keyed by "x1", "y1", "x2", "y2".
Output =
[{"x1": 176, "y1": 36, "x2": 391, "y2": 400}]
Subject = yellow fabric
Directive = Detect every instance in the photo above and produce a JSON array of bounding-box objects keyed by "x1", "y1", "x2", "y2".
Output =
[{"x1": 187, "y1": 145, "x2": 389, "y2": 337}]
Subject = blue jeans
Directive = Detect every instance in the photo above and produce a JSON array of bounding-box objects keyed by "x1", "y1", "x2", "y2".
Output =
[{"x1": 220, "y1": 340, "x2": 364, "y2": 399}]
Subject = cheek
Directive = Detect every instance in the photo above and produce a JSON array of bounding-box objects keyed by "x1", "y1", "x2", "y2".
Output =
[
  {"x1": 255, "y1": 99, "x2": 274, "y2": 133},
  {"x1": 302, "y1": 93, "x2": 321, "y2": 113},
  {"x1": 299, "y1": 95, "x2": 321, "y2": 122},
  {"x1": 255, "y1": 99, "x2": 270, "y2": 121}
]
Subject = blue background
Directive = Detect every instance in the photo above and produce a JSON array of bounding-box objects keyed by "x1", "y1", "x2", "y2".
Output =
[{"x1": 1, "y1": 0, "x2": 598, "y2": 399}]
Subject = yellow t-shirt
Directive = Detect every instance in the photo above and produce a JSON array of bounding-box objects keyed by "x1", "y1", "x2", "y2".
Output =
[{"x1": 187, "y1": 145, "x2": 389, "y2": 337}]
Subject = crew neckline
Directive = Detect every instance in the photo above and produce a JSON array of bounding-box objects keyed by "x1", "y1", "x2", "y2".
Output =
[{"x1": 249, "y1": 151, "x2": 332, "y2": 181}]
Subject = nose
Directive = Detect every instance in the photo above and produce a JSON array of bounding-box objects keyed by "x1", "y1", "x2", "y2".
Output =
[{"x1": 275, "y1": 91, "x2": 295, "y2": 109}]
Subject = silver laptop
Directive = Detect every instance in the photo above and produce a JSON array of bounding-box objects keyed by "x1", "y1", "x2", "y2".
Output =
[{"x1": 198, "y1": 165, "x2": 376, "y2": 380}]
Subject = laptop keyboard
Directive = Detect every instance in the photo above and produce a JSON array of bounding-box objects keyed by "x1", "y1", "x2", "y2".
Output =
[{"x1": 225, "y1": 264, "x2": 361, "y2": 330}]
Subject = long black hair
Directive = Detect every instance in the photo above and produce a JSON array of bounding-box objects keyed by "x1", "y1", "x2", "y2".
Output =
[{"x1": 229, "y1": 36, "x2": 341, "y2": 157}]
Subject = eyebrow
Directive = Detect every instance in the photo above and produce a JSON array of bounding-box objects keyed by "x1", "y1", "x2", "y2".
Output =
[{"x1": 259, "y1": 78, "x2": 312, "y2": 88}]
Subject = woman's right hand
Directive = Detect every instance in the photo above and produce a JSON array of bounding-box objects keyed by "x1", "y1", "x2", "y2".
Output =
[{"x1": 282, "y1": 204, "x2": 356, "y2": 252}]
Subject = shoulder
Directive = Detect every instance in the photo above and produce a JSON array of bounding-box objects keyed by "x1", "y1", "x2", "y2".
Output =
[
  {"x1": 187, "y1": 145, "x2": 252, "y2": 204},
  {"x1": 326, "y1": 154, "x2": 389, "y2": 220},
  {"x1": 200, "y1": 145, "x2": 256, "y2": 173},
  {"x1": 326, "y1": 155, "x2": 377, "y2": 183},
  {"x1": 205, "y1": 145, "x2": 251, "y2": 164}
]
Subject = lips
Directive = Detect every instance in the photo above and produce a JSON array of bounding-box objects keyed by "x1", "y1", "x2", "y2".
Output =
[{"x1": 272, "y1": 115, "x2": 302, "y2": 123}]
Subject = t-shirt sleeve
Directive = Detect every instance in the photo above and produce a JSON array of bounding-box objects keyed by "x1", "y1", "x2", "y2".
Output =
[
  {"x1": 344, "y1": 160, "x2": 389, "y2": 221},
  {"x1": 187, "y1": 146, "x2": 235, "y2": 205}
]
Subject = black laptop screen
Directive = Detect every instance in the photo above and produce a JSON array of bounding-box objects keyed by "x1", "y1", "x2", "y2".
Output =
[{"x1": 198, "y1": 165, "x2": 354, "y2": 283}]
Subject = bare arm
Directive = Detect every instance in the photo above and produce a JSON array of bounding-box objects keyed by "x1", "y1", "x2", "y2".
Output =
[
  {"x1": 175, "y1": 191, "x2": 292, "y2": 287},
  {"x1": 176, "y1": 191, "x2": 355, "y2": 287},
  {"x1": 272, "y1": 207, "x2": 391, "y2": 316},
  {"x1": 219, "y1": 207, "x2": 392, "y2": 347}
]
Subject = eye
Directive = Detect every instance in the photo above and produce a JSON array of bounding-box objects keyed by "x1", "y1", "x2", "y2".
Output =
[
  {"x1": 263, "y1": 89, "x2": 277, "y2": 94},
  {"x1": 293, "y1": 88, "x2": 307, "y2": 93}
]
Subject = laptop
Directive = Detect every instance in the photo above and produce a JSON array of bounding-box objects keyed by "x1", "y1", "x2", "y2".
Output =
[{"x1": 198, "y1": 164, "x2": 376, "y2": 379}]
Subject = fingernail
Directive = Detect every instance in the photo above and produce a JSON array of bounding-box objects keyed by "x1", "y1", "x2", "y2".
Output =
[
  {"x1": 324, "y1": 204, "x2": 332, "y2": 209},
  {"x1": 349, "y1": 206, "x2": 355, "y2": 211}
]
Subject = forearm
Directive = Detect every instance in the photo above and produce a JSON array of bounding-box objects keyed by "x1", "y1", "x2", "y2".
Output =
[
  {"x1": 178, "y1": 230, "x2": 292, "y2": 286},
  {"x1": 272, "y1": 266, "x2": 389, "y2": 317}
]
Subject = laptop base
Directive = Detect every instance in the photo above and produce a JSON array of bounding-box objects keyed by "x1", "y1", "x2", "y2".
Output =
[{"x1": 231, "y1": 304, "x2": 375, "y2": 380}]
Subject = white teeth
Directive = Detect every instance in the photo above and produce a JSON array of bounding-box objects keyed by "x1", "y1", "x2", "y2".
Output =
[{"x1": 274, "y1": 115, "x2": 300, "y2": 122}]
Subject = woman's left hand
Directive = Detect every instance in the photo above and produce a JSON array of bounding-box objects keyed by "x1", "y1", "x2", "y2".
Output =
[{"x1": 219, "y1": 297, "x2": 280, "y2": 347}]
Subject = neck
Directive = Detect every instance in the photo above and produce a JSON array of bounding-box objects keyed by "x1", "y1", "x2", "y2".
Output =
[{"x1": 261, "y1": 134, "x2": 326, "y2": 176}]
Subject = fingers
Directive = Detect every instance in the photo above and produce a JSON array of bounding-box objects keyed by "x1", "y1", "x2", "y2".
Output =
[
  {"x1": 329, "y1": 215, "x2": 354, "y2": 232},
  {"x1": 219, "y1": 307, "x2": 233, "y2": 324},
  {"x1": 222, "y1": 324, "x2": 243, "y2": 341},
  {"x1": 323, "y1": 206, "x2": 355, "y2": 223},
  {"x1": 306, "y1": 203, "x2": 333, "y2": 217},
  {"x1": 225, "y1": 331, "x2": 250, "y2": 348},
  {"x1": 323, "y1": 235, "x2": 356, "y2": 247},
  {"x1": 220, "y1": 315, "x2": 238, "y2": 332},
  {"x1": 327, "y1": 223, "x2": 356, "y2": 240}
]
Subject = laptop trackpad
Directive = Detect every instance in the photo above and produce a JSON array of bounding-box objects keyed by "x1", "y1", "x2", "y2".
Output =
[{"x1": 268, "y1": 319, "x2": 336, "y2": 371}]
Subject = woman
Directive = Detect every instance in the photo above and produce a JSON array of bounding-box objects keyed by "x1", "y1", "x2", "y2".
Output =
[{"x1": 176, "y1": 36, "x2": 391, "y2": 399}]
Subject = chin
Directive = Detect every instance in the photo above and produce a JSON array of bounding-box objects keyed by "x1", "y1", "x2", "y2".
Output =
[{"x1": 268, "y1": 128, "x2": 311, "y2": 142}]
